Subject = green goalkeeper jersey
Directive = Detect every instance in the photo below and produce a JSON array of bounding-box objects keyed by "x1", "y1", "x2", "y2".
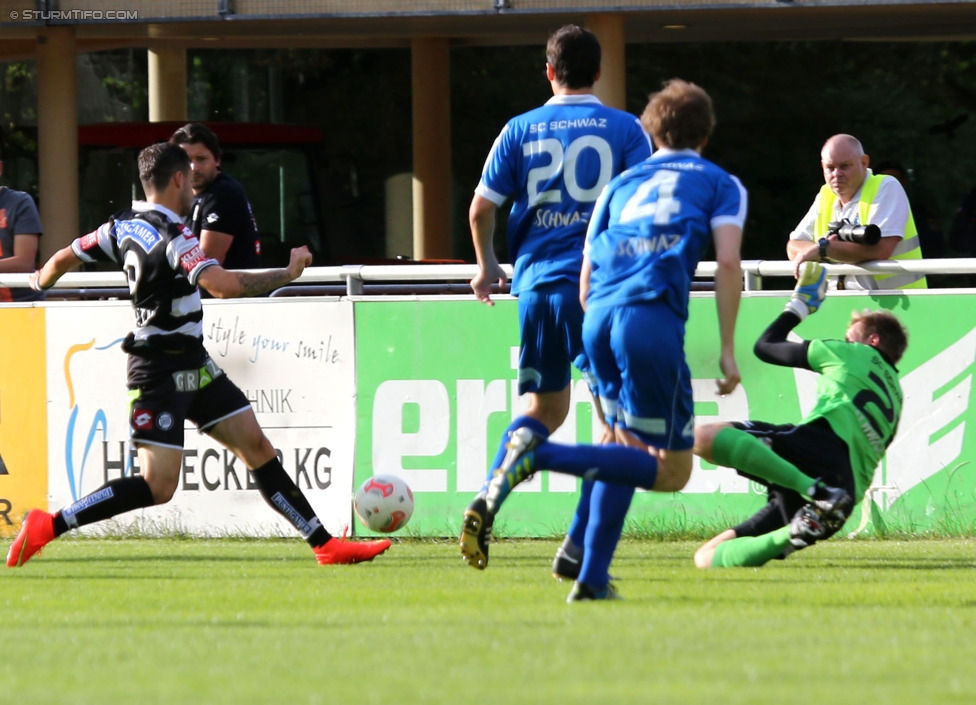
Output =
[{"x1": 804, "y1": 339, "x2": 903, "y2": 498}]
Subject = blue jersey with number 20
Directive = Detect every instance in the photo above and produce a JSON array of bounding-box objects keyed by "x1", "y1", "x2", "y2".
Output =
[
  {"x1": 584, "y1": 148, "x2": 747, "y2": 319},
  {"x1": 476, "y1": 95, "x2": 652, "y2": 295}
]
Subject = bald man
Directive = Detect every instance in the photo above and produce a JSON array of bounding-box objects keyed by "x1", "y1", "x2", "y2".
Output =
[{"x1": 787, "y1": 134, "x2": 926, "y2": 290}]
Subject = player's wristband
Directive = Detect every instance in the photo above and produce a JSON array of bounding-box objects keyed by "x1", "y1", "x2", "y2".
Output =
[
  {"x1": 784, "y1": 298, "x2": 810, "y2": 321},
  {"x1": 28, "y1": 272, "x2": 50, "y2": 292}
]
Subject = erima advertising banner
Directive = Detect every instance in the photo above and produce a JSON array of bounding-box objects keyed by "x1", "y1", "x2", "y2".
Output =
[
  {"x1": 43, "y1": 298, "x2": 356, "y2": 536},
  {"x1": 354, "y1": 293, "x2": 976, "y2": 537},
  {"x1": 0, "y1": 308, "x2": 48, "y2": 537}
]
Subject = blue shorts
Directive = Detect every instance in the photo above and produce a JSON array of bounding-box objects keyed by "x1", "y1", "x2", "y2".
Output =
[
  {"x1": 516, "y1": 281, "x2": 586, "y2": 395},
  {"x1": 582, "y1": 300, "x2": 693, "y2": 451}
]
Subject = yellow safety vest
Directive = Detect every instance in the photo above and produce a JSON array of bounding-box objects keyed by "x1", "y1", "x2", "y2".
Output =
[{"x1": 815, "y1": 174, "x2": 927, "y2": 289}]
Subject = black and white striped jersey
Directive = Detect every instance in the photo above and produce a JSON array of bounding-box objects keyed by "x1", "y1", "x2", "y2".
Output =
[{"x1": 72, "y1": 201, "x2": 218, "y2": 359}]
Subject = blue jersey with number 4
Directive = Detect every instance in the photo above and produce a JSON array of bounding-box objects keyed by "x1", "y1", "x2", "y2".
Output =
[
  {"x1": 584, "y1": 148, "x2": 747, "y2": 319},
  {"x1": 476, "y1": 95, "x2": 652, "y2": 295}
]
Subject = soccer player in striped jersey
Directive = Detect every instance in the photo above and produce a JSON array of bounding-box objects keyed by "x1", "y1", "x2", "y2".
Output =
[
  {"x1": 8, "y1": 142, "x2": 391, "y2": 568},
  {"x1": 459, "y1": 24, "x2": 652, "y2": 572}
]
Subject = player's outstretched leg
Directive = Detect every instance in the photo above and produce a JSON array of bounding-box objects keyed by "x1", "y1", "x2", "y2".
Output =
[
  {"x1": 459, "y1": 494, "x2": 493, "y2": 570},
  {"x1": 314, "y1": 537, "x2": 392, "y2": 565},
  {"x1": 6, "y1": 510, "x2": 56, "y2": 568},
  {"x1": 246, "y1": 455, "x2": 392, "y2": 566},
  {"x1": 459, "y1": 425, "x2": 540, "y2": 570},
  {"x1": 486, "y1": 427, "x2": 542, "y2": 514}
]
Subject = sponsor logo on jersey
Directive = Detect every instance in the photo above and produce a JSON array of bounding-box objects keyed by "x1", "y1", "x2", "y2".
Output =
[
  {"x1": 79, "y1": 231, "x2": 99, "y2": 251},
  {"x1": 116, "y1": 219, "x2": 163, "y2": 252},
  {"x1": 132, "y1": 409, "x2": 154, "y2": 430},
  {"x1": 545, "y1": 118, "x2": 608, "y2": 131},
  {"x1": 206, "y1": 212, "x2": 220, "y2": 225},
  {"x1": 654, "y1": 161, "x2": 705, "y2": 172},
  {"x1": 0, "y1": 208, "x2": 7, "y2": 229},
  {"x1": 533, "y1": 208, "x2": 584, "y2": 229},
  {"x1": 180, "y1": 245, "x2": 210, "y2": 274},
  {"x1": 615, "y1": 233, "x2": 682, "y2": 257},
  {"x1": 134, "y1": 307, "x2": 152, "y2": 327}
]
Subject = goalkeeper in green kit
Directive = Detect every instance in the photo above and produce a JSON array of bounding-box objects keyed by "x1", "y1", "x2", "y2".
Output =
[{"x1": 693, "y1": 261, "x2": 907, "y2": 568}]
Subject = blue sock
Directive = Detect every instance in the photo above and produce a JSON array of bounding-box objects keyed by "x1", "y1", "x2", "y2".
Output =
[
  {"x1": 578, "y1": 481, "x2": 634, "y2": 588},
  {"x1": 534, "y1": 442, "x2": 658, "y2": 490},
  {"x1": 567, "y1": 480, "x2": 594, "y2": 547},
  {"x1": 480, "y1": 415, "x2": 551, "y2": 493}
]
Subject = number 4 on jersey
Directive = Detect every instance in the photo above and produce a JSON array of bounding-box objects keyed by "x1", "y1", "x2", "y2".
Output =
[{"x1": 619, "y1": 170, "x2": 682, "y2": 225}]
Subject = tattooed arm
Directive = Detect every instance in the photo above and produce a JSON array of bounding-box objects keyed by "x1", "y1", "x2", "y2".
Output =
[{"x1": 197, "y1": 246, "x2": 312, "y2": 299}]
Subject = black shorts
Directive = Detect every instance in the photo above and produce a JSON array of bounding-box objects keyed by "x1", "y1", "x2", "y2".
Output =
[
  {"x1": 126, "y1": 354, "x2": 251, "y2": 449},
  {"x1": 730, "y1": 418, "x2": 855, "y2": 539}
]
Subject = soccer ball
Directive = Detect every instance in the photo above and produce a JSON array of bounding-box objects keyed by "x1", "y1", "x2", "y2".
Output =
[{"x1": 354, "y1": 474, "x2": 414, "y2": 533}]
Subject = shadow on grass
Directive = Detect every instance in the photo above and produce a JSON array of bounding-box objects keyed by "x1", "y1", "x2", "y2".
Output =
[
  {"x1": 822, "y1": 558, "x2": 976, "y2": 570},
  {"x1": 30, "y1": 554, "x2": 310, "y2": 564}
]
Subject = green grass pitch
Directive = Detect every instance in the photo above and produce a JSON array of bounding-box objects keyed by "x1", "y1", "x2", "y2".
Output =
[{"x1": 2, "y1": 537, "x2": 976, "y2": 704}]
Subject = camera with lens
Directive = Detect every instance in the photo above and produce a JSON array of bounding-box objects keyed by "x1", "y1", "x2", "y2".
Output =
[{"x1": 827, "y1": 219, "x2": 881, "y2": 245}]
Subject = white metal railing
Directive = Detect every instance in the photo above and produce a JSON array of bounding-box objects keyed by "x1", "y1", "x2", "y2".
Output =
[
  {"x1": 730, "y1": 258, "x2": 976, "y2": 291},
  {"x1": 4, "y1": 259, "x2": 976, "y2": 296}
]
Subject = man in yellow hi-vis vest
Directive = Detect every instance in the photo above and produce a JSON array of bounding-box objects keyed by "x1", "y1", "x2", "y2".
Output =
[{"x1": 787, "y1": 134, "x2": 927, "y2": 290}]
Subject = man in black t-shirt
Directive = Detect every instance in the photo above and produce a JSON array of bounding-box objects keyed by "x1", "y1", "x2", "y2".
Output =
[{"x1": 170, "y1": 123, "x2": 261, "y2": 269}]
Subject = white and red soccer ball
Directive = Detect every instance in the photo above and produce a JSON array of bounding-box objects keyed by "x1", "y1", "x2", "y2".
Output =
[{"x1": 354, "y1": 474, "x2": 414, "y2": 533}]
